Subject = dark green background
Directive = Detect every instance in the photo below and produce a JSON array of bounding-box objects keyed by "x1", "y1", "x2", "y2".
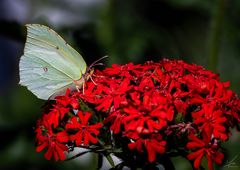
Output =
[{"x1": 0, "y1": 0, "x2": 239, "y2": 169}]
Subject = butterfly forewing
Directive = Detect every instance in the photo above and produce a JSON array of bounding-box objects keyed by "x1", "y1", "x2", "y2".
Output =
[{"x1": 19, "y1": 24, "x2": 87, "y2": 100}]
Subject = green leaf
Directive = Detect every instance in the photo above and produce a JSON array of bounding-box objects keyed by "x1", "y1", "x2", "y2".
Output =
[
  {"x1": 175, "y1": 113, "x2": 184, "y2": 123},
  {"x1": 105, "y1": 154, "x2": 115, "y2": 168}
]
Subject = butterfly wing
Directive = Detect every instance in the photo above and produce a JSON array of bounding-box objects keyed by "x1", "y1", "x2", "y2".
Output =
[{"x1": 19, "y1": 24, "x2": 87, "y2": 100}]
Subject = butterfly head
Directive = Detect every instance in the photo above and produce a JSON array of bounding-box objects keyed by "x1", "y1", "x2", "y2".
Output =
[{"x1": 74, "y1": 56, "x2": 108, "y2": 93}]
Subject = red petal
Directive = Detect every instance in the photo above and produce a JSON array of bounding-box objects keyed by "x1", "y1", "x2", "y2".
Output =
[
  {"x1": 44, "y1": 147, "x2": 54, "y2": 160},
  {"x1": 214, "y1": 152, "x2": 224, "y2": 164},
  {"x1": 187, "y1": 149, "x2": 204, "y2": 169},
  {"x1": 36, "y1": 142, "x2": 48, "y2": 152},
  {"x1": 96, "y1": 97, "x2": 113, "y2": 111},
  {"x1": 53, "y1": 148, "x2": 59, "y2": 161},
  {"x1": 193, "y1": 150, "x2": 204, "y2": 169},
  {"x1": 145, "y1": 142, "x2": 156, "y2": 162},
  {"x1": 55, "y1": 144, "x2": 66, "y2": 161},
  {"x1": 187, "y1": 141, "x2": 204, "y2": 149}
]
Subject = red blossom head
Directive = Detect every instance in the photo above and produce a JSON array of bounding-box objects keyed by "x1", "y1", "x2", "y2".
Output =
[{"x1": 34, "y1": 59, "x2": 240, "y2": 169}]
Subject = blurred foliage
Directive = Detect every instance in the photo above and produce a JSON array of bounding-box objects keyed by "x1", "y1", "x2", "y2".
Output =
[{"x1": 0, "y1": 0, "x2": 240, "y2": 169}]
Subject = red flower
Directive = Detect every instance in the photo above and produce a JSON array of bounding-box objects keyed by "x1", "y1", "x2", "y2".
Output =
[
  {"x1": 35, "y1": 117, "x2": 69, "y2": 161},
  {"x1": 104, "y1": 110, "x2": 125, "y2": 134},
  {"x1": 104, "y1": 63, "x2": 142, "y2": 79},
  {"x1": 43, "y1": 89, "x2": 79, "y2": 128},
  {"x1": 78, "y1": 80, "x2": 103, "y2": 104},
  {"x1": 48, "y1": 104, "x2": 69, "y2": 128},
  {"x1": 138, "y1": 76, "x2": 155, "y2": 91},
  {"x1": 186, "y1": 133, "x2": 224, "y2": 170},
  {"x1": 225, "y1": 96, "x2": 240, "y2": 124},
  {"x1": 122, "y1": 89, "x2": 174, "y2": 134},
  {"x1": 55, "y1": 88, "x2": 79, "y2": 109},
  {"x1": 123, "y1": 104, "x2": 171, "y2": 133},
  {"x1": 192, "y1": 102, "x2": 228, "y2": 140},
  {"x1": 128, "y1": 134, "x2": 166, "y2": 162},
  {"x1": 66, "y1": 111, "x2": 102, "y2": 146},
  {"x1": 95, "y1": 78, "x2": 131, "y2": 111},
  {"x1": 152, "y1": 67, "x2": 171, "y2": 89}
]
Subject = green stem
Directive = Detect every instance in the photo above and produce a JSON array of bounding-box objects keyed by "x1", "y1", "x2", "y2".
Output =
[
  {"x1": 208, "y1": 0, "x2": 226, "y2": 72},
  {"x1": 65, "y1": 151, "x2": 90, "y2": 161}
]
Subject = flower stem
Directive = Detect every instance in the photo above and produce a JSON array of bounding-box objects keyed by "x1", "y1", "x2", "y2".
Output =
[{"x1": 208, "y1": 0, "x2": 226, "y2": 72}]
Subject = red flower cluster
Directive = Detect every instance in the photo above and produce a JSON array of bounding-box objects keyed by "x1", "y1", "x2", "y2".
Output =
[
  {"x1": 35, "y1": 89, "x2": 102, "y2": 161},
  {"x1": 35, "y1": 59, "x2": 240, "y2": 170}
]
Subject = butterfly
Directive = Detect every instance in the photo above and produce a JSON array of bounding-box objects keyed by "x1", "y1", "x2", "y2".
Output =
[{"x1": 19, "y1": 24, "x2": 106, "y2": 100}]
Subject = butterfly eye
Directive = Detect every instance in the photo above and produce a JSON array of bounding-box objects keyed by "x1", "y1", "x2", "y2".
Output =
[{"x1": 43, "y1": 67, "x2": 48, "y2": 72}]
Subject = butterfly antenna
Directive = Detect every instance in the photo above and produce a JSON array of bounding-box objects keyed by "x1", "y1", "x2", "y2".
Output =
[
  {"x1": 88, "y1": 55, "x2": 108, "y2": 71},
  {"x1": 93, "y1": 63, "x2": 105, "y2": 66}
]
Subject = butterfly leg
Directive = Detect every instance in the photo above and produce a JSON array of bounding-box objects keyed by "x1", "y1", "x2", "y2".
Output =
[
  {"x1": 76, "y1": 85, "x2": 80, "y2": 92},
  {"x1": 82, "y1": 81, "x2": 85, "y2": 94},
  {"x1": 89, "y1": 75, "x2": 97, "y2": 85}
]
